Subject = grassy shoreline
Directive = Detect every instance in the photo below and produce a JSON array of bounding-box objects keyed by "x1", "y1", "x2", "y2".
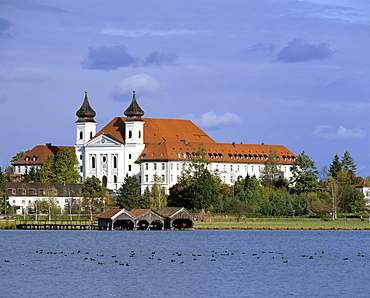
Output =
[
  {"x1": 1, "y1": 217, "x2": 370, "y2": 230},
  {"x1": 194, "y1": 217, "x2": 370, "y2": 230}
]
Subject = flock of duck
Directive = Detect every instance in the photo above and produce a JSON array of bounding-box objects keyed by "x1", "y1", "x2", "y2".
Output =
[{"x1": 1, "y1": 248, "x2": 368, "y2": 268}]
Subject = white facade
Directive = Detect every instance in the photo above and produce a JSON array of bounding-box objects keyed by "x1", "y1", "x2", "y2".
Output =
[
  {"x1": 140, "y1": 160, "x2": 293, "y2": 194},
  {"x1": 6, "y1": 183, "x2": 83, "y2": 214},
  {"x1": 76, "y1": 133, "x2": 144, "y2": 191}
]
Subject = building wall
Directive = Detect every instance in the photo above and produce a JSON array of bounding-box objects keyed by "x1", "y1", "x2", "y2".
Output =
[{"x1": 140, "y1": 160, "x2": 294, "y2": 194}]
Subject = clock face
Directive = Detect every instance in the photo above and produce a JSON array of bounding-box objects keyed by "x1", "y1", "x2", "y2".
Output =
[{"x1": 101, "y1": 138, "x2": 106, "y2": 144}]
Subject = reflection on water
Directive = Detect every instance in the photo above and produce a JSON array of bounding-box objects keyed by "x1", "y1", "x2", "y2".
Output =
[{"x1": 0, "y1": 230, "x2": 369, "y2": 297}]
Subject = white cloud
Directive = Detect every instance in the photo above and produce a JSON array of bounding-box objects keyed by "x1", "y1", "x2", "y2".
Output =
[
  {"x1": 189, "y1": 111, "x2": 242, "y2": 130},
  {"x1": 314, "y1": 125, "x2": 366, "y2": 140},
  {"x1": 113, "y1": 73, "x2": 160, "y2": 101},
  {"x1": 102, "y1": 28, "x2": 207, "y2": 37},
  {"x1": 1, "y1": 69, "x2": 46, "y2": 82}
]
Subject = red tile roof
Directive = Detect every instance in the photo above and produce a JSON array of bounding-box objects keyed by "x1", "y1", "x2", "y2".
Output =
[
  {"x1": 13, "y1": 144, "x2": 75, "y2": 166},
  {"x1": 137, "y1": 142, "x2": 295, "y2": 164},
  {"x1": 94, "y1": 117, "x2": 216, "y2": 144},
  {"x1": 356, "y1": 179, "x2": 370, "y2": 188}
]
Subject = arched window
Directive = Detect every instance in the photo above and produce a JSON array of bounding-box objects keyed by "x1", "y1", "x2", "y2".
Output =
[
  {"x1": 90, "y1": 131, "x2": 93, "y2": 139},
  {"x1": 129, "y1": 130, "x2": 132, "y2": 138},
  {"x1": 102, "y1": 176, "x2": 107, "y2": 187},
  {"x1": 91, "y1": 156, "x2": 96, "y2": 169},
  {"x1": 79, "y1": 131, "x2": 83, "y2": 139},
  {"x1": 113, "y1": 156, "x2": 117, "y2": 168},
  {"x1": 113, "y1": 175, "x2": 117, "y2": 183}
]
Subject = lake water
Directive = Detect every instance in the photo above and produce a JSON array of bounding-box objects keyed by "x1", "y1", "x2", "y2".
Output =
[{"x1": 0, "y1": 229, "x2": 369, "y2": 297}]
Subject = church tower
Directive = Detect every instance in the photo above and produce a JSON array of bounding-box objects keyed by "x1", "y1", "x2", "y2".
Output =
[
  {"x1": 75, "y1": 91, "x2": 96, "y2": 145},
  {"x1": 124, "y1": 91, "x2": 144, "y2": 145}
]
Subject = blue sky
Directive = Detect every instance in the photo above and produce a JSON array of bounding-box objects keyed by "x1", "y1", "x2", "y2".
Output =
[{"x1": 1, "y1": 0, "x2": 370, "y2": 178}]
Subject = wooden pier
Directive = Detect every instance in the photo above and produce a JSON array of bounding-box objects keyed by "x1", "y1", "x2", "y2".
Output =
[{"x1": 15, "y1": 220, "x2": 99, "y2": 230}]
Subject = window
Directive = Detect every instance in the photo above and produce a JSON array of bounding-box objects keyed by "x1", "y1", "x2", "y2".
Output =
[
  {"x1": 171, "y1": 175, "x2": 173, "y2": 182},
  {"x1": 128, "y1": 165, "x2": 132, "y2": 171},
  {"x1": 161, "y1": 175, "x2": 165, "y2": 181},
  {"x1": 161, "y1": 163, "x2": 165, "y2": 170},
  {"x1": 114, "y1": 175, "x2": 117, "y2": 183},
  {"x1": 129, "y1": 154, "x2": 132, "y2": 159},
  {"x1": 113, "y1": 156, "x2": 117, "y2": 168},
  {"x1": 102, "y1": 155, "x2": 107, "y2": 163},
  {"x1": 90, "y1": 131, "x2": 93, "y2": 139},
  {"x1": 145, "y1": 175, "x2": 148, "y2": 182},
  {"x1": 170, "y1": 163, "x2": 173, "y2": 170},
  {"x1": 139, "y1": 131, "x2": 141, "y2": 138},
  {"x1": 91, "y1": 156, "x2": 96, "y2": 169},
  {"x1": 8, "y1": 188, "x2": 16, "y2": 195},
  {"x1": 129, "y1": 130, "x2": 132, "y2": 138},
  {"x1": 80, "y1": 131, "x2": 83, "y2": 139},
  {"x1": 145, "y1": 163, "x2": 148, "y2": 170},
  {"x1": 80, "y1": 155, "x2": 83, "y2": 160},
  {"x1": 176, "y1": 164, "x2": 179, "y2": 171},
  {"x1": 153, "y1": 163, "x2": 157, "y2": 170}
]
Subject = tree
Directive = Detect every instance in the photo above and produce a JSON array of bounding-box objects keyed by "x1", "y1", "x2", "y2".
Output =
[
  {"x1": 191, "y1": 169, "x2": 221, "y2": 211},
  {"x1": 39, "y1": 148, "x2": 80, "y2": 183},
  {"x1": 318, "y1": 166, "x2": 328, "y2": 183},
  {"x1": 341, "y1": 151, "x2": 357, "y2": 183},
  {"x1": 336, "y1": 169, "x2": 365, "y2": 213},
  {"x1": 116, "y1": 174, "x2": 148, "y2": 210},
  {"x1": 4, "y1": 150, "x2": 30, "y2": 180},
  {"x1": 0, "y1": 168, "x2": 10, "y2": 214},
  {"x1": 148, "y1": 174, "x2": 167, "y2": 210},
  {"x1": 328, "y1": 154, "x2": 341, "y2": 179},
  {"x1": 23, "y1": 166, "x2": 41, "y2": 183},
  {"x1": 168, "y1": 144, "x2": 221, "y2": 212},
  {"x1": 259, "y1": 147, "x2": 288, "y2": 189},
  {"x1": 327, "y1": 173, "x2": 344, "y2": 220},
  {"x1": 289, "y1": 151, "x2": 319, "y2": 195},
  {"x1": 81, "y1": 177, "x2": 107, "y2": 220}
]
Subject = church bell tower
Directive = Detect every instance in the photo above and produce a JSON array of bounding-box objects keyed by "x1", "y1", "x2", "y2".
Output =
[{"x1": 75, "y1": 91, "x2": 97, "y2": 145}]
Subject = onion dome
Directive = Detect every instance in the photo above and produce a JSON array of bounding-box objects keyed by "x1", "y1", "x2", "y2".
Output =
[
  {"x1": 76, "y1": 91, "x2": 96, "y2": 122},
  {"x1": 124, "y1": 91, "x2": 144, "y2": 120}
]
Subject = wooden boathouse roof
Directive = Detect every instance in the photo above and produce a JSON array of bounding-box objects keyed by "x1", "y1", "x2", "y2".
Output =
[
  {"x1": 130, "y1": 209, "x2": 164, "y2": 219},
  {"x1": 157, "y1": 207, "x2": 195, "y2": 219}
]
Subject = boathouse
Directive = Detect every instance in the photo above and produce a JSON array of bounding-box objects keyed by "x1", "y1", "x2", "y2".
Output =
[
  {"x1": 157, "y1": 207, "x2": 195, "y2": 229},
  {"x1": 130, "y1": 209, "x2": 165, "y2": 230},
  {"x1": 97, "y1": 208, "x2": 136, "y2": 230}
]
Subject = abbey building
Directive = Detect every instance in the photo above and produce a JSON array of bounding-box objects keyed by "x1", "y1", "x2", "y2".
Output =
[
  {"x1": 75, "y1": 91, "x2": 296, "y2": 193},
  {"x1": 14, "y1": 91, "x2": 296, "y2": 194}
]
